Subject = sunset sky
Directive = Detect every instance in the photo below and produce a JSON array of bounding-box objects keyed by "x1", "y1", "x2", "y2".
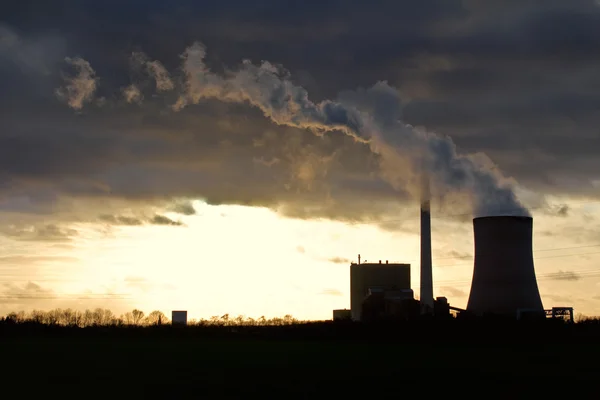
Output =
[{"x1": 1, "y1": 1, "x2": 600, "y2": 320}]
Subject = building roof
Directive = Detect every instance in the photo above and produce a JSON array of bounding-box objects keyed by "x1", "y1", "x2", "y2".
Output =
[{"x1": 350, "y1": 262, "x2": 410, "y2": 266}]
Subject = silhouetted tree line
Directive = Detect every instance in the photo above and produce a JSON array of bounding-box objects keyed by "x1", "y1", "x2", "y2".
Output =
[
  {"x1": 1, "y1": 308, "x2": 165, "y2": 327},
  {"x1": 0, "y1": 308, "x2": 301, "y2": 327},
  {"x1": 1, "y1": 308, "x2": 599, "y2": 343}
]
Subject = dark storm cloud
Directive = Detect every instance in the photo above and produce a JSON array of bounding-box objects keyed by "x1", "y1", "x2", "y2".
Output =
[
  {"x1": 395, "y1": 2, "x2": 600, "y2": 195},
  {"x1": 1, "y1": 0, "x2": 600, "y2": 229}
]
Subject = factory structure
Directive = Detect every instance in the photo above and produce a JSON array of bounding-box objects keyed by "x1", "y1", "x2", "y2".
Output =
[
  {"x1": 350, "y1": 259, "x2": 414, "y2": 322},
  {"x1": 467, "y1": 216, "x2": 544, "y2": 317},
  {"x1": 334, "y1": 176, "x2": 574, "y2": 323}
]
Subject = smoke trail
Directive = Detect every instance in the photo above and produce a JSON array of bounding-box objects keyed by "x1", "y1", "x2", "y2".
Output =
[
  {"x1": 170, "y1": 42, "x2": 529, "y2": 218},
  {"x1": 122, "y1": 84, "x2": 143, "y2": 104},
  {"x1": 172, "y1": 43, "x2": 366, "y2": 143},
  {"x1": 131, "y1": 52, "x2": 174, "y2": 92},
  {"x1": 55, "y1": 57, "x2": 98, "y2": 110}
]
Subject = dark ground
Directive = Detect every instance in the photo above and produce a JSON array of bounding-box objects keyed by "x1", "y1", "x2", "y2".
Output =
[{"x1": 1, "y1": 320, "x2": 598, "y2": 397}]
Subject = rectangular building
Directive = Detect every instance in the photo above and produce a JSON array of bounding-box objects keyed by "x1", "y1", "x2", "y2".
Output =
[
  {"x1": 350, "y1": 261, "x2": 411, "y2": 321},
  {"x1": 172, "y1": 310, "x2": 188, "y2": 325},
  {"x1": 332, "y1": 309, "x2": 352, "y2": 321}
]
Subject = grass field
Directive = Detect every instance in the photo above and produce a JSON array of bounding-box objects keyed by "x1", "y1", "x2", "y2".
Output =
[{"x1": 2, "y1": 323, "x2": 599, "y2": 397}]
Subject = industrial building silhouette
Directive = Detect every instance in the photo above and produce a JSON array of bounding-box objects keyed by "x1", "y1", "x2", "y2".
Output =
[
  {"x1": 467, "y1": 216, "x2": 545, "y2": 317},
  {"x1": 334, "y1": 209, "x2": 573, "y2": 322},
  {"x1": 350, "y1": 260, "x2": 412, "y2": 321},
  {"x1": 338, "y1": 259, "x2": 450, "y2": 322}
]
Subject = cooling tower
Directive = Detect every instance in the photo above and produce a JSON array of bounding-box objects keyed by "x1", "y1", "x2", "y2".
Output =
[{"x1": 466, "y1": 216, "x2": 544, "y2": 317}]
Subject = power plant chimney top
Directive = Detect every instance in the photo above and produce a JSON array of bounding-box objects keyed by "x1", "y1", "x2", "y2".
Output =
[
  {"x1": 379, "y1": 260, "x2": 381, "y2": 264},
  {"x1": 474, "y1": 215, "x2": 532, "y2": 222}
]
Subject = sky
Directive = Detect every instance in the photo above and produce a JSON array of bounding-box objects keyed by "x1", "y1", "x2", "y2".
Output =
[{"x1": 1, "y1": 0, "x2": 600, "y2": 320}]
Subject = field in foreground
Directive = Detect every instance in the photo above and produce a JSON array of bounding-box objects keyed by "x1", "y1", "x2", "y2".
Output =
[{"x1": 2, "y1": 321, "x2": 599, "y2": 397}]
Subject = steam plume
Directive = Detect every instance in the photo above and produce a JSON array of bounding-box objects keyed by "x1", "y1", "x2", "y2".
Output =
[
  {"x1": 54, "y1": 42, "x2": 530, "y2": 218},
  {"x1": 122, "y1": 84, "x2": 143, "y2": 104},
  {"x1": 170, "y1": 42, "x2": 529, "y2": 218},
  {"x1": 131, "y1": 52, "x2": 174, "y2": 92},
  {"x1": 55, "y1": 57, "x2": 98, "y2": 110}
]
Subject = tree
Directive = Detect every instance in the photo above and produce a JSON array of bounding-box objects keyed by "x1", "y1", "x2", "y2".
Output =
[
  {"x1": 1, "y1": 308, "x2": 306, "y2": 327},
  {"x1": 59, "y1": 308, "x2": 82, "y2": 326},
  {"x1": 221, "y1": 314, "x2": 230, "y2": 325},
  {"x1": 30, "y1": 310, "x2": 45, "y2": 324},
  {"x1": 132, "y1": 309, "x2": 145, "y2": 325},
  {"x1": 90, "y1": 308, "x2": 116, "y2": 326},
  {"x1": 145, "y1": 310, "x2": 168, "y2": 325},
  {"x1": 118, "y1": 309, "x2": 145, "y2": 326}
]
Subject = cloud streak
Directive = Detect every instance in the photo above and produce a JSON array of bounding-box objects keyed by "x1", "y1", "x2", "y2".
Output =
[
  {"x1": 319, "y1": 288, "x2": 343, "y2": 297},
  {"x1": 548, "y1": 270, "x2": 581, "y2": 281},
  {"x1": 328, "y1": 257, "x2": 351, "y2": 264},
  {"x1": 99, "y1": 214, "x2": 184, "y2": 227},
  {"x1": 1, "y1": 224, "x2": 78, "y2": 242}
]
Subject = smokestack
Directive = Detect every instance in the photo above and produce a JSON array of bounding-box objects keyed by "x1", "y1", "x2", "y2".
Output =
[
  {"x1": 420, "y1": 173, "x2": 434, "y2": 312},
  {"x1": 466, "y1": 216, "x2": 544, "y2": 317}
]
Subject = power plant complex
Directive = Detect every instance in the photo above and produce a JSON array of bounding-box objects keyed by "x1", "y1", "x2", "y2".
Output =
[{"x1": 334, "y1": 194, "x2": 574, "y2": 323}]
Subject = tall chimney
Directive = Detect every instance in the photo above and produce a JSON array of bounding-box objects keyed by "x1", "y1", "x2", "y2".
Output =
[{"x1": 420, "y1": 173, "x2": 434, "y2": 312}]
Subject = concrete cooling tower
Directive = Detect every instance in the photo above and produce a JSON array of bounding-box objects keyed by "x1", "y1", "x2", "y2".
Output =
[{"x1": 466, "y1": 216, "x2": 544, "y2": 317}]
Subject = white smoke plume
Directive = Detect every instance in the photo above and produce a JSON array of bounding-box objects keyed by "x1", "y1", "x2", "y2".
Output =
[
  {"x1": 131, "y1": 52, "x2": 174, "y2": 92},
  {"x1": 147, "y1": 60, "x2": 174, "y2": 91},
  {"x1": 56, "y1": 41, "x2": 530, "y2": 218},
  {"x1": 122, "y1": 84, "x2": 143, "y2": 104},
  {"x1": 170, "y1": 42, "x2": 529, "y2": 218},
  {"x1": 55, "y1": 57, "x2": 98, "y2": 110}
]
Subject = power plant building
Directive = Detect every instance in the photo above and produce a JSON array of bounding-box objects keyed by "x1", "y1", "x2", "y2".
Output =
[
  {"x1": 350, "y1": 260, "x2": 412, "y2": 321},
  {"x1": 466, "y1": 216, "x2": 544, "y2": 317}
]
